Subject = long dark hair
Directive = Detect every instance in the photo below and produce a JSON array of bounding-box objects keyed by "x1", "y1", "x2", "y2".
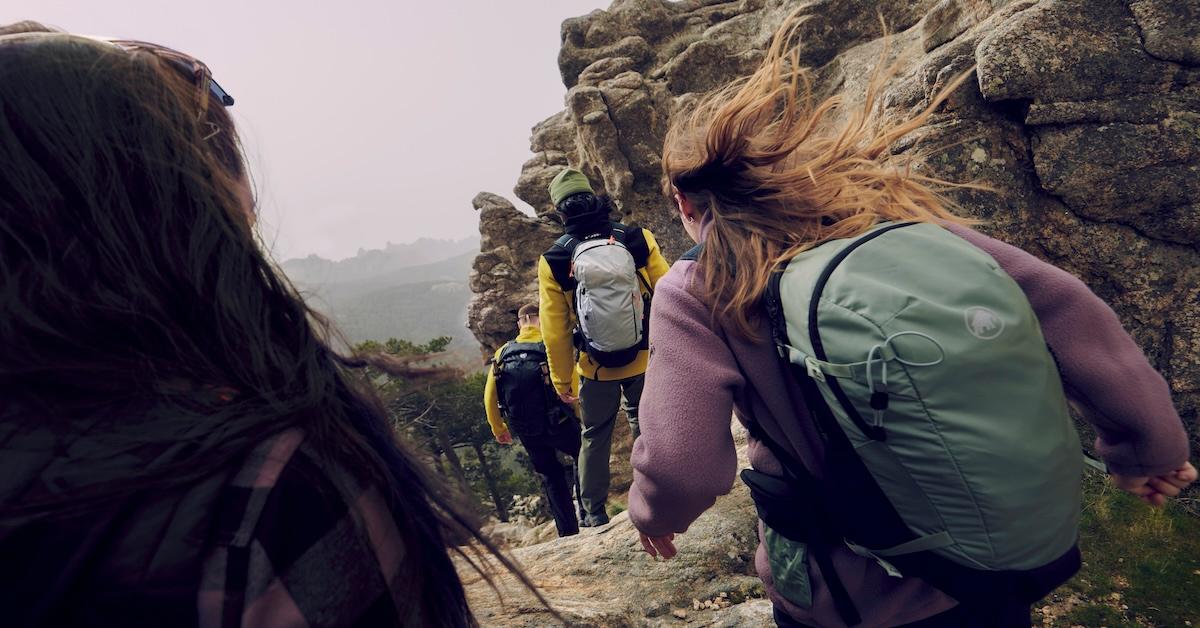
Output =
[{"x1": 0, "y1": 31, "x2": 523, "y2": 626}]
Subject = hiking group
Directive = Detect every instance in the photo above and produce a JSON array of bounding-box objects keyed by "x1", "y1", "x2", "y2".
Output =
[
  {"x1": 1, "y1": 11, "x2": 1195, "y2": 628},
  {"x1": 484, "y1": 168, "x2": 668, "y2": 535}
]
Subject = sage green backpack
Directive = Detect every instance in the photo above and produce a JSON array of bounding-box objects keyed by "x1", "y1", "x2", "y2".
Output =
[{"x1": 737, "y1": 222, "x2": 1088, "y2": 625}]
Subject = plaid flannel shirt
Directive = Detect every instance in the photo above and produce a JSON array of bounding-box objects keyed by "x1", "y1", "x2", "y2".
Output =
[{"x1": 197, "y1": 428, "x2": 425, "y2": 627}]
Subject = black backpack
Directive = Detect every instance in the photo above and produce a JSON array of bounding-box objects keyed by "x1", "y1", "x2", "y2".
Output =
[{"x1": 495, "y1": 341, "x2": 572, "y2": 437}]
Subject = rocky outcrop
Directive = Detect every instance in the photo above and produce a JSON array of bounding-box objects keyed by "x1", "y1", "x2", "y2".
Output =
[
  {"x1": 468, "y1": 0, "x2": 1199, "y2": 452},
  {"x1": 461, "y1": 423, "x2": 770, "y2": 627},
  {"x1": 466, "y1": 192, "x2": 560, "y2": 351}
]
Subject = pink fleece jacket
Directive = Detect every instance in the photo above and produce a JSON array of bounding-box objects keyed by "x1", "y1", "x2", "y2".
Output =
[{"x1": 628, "y1": 224, "x2": 1189, "y2": 627}]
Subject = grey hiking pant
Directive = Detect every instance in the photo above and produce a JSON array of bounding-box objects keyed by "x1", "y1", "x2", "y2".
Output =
[{"x1": 577, "y1": 374, "x2": 643, "y2": 517}]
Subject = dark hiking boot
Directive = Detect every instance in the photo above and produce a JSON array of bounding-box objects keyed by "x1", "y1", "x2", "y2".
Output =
[{"x1": 581, "y1": 511, "x2": 610, "y2": 528}]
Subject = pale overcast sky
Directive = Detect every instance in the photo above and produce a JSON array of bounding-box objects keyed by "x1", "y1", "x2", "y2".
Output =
[{"x1": 5, "y1": 1, "x2": 609, "y2": 260}]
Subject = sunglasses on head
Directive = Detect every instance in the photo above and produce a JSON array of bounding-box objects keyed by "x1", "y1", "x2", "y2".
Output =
[
  {"x1": 104, "y1": 38, "x2": 235, "y2": 109},
  {"x1": 0, "y1": 31, "x2": 235, "y2": 113}
]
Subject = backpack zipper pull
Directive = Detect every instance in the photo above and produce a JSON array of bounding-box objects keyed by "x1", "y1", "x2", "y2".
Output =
[
  {"x1": 866, "y1": 343, "x2": 890, "y2": 427},
  {"x1": 869, "y1": 387, "x2": 889, "y2": 427}
]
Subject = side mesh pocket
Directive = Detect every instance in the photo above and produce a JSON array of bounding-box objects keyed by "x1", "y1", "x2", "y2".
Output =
[{"x1": 764, "y1": 525, "x2": 813, "y2": 609}]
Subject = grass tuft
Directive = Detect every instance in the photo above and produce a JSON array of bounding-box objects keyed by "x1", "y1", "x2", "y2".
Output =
[{"x1": 1038, "y1": 471, "x2": 1200, "y2": 626}]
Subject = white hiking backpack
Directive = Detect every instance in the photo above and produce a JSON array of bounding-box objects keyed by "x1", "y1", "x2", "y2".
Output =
[{"x1": 552, "y1": 225, "x2": 651, "y2": 368}]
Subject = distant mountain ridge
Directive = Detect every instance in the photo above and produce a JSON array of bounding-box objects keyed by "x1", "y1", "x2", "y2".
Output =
[
  {"x1": 282, "y1": 236, "x2": 478, "y2": 286},
  {"x1": 279, "y1": 238, "x2": 482, "y2": 362}
]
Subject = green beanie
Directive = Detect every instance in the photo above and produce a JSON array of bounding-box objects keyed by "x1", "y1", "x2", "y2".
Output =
[{"x1": 548, "y1": 168, "x2": 594, "y2": 207}]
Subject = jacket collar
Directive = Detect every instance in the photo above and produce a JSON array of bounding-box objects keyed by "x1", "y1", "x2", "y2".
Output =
[{"x1": 515, "y1": 325, "x2": 543, "y2": 343}]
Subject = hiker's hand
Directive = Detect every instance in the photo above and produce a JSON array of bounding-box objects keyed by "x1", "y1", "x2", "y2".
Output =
[
  {"x1": 559, "y1": 391, "x2": 579, "y2": 405},
  {"x1": 639, "y1": 532, "x2": 677, "y2": 560},
  {"x1": 1112, "y1": 462, "x2": 1196, "y2": 507},
  {"x1": 1147, "y1": 462, "x2": 1197, "y2": 500},
  {"x1": 496, "y1": 432, "x2": 513, "y2": 446},
  {"x1": 1112, "y1": 474, "x2": 1166, "y2": 506}
]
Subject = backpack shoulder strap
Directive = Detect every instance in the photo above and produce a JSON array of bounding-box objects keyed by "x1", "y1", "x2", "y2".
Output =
[
  {"x1": 554, "y1": 234, "x2": 579, "y2": 251},
  {"x1": 612, "y1": 222, "x2": 655, "y2": 296},
  {"x1": 679, "y1": 243, "x2": 703, "y2": 262},
  {"x1": 613, "y1": 222, "x2": 651, "y2": 269},
  {"x1": 545, "y1": 235, "x2": 579, "y2": 291},
  {"x1": 496, "y1": 342, "x2": 516, "y2": 365}
]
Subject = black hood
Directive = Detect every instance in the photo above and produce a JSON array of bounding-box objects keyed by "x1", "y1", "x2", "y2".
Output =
[{"x1": 562, "y1": 212, "x2": 611, "y2": 238}]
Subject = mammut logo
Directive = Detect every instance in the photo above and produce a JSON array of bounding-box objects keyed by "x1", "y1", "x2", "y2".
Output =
[{"x1": 965, "y1": 307, "x2": 1004, "y2": 340}]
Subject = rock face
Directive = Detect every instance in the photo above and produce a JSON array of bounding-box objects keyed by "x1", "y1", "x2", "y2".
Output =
[
  {"x1": 466, "y1": 192, "x2": 559, "y2": 352},
  {"x1": 461, "y1": 423, "x2": 771, "y2": 627},
  {"x1": 469, "y1": 0, "x2": 1199, "y2": 454}
]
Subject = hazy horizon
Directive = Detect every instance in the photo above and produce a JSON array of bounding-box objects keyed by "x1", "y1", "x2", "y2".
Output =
[
  {"x1": 4, "y1": 1, "x2": 610, "y2": 261},
  {"x1": 285, "y1": 233, "x2": 478, "y2": 263}
]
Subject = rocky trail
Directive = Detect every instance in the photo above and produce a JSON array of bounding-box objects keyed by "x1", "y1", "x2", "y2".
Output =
[
  {"x1": 459, "y1": 423, "x2": 773, "y2": 627},
  {"x1": 460, "y1": 0, "x2": 1200, "y2": 625}
]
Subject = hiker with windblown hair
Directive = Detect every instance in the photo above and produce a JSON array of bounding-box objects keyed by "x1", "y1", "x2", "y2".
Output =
[
  {"x1": 626, "y1": 15, "x2": 1195, "y2": 628},
  {"x1": 0, "y1": 23, "x2": 539, "y2": 627}
]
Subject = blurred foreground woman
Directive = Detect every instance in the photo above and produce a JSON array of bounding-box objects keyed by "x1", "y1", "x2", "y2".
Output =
[{"x1": 0, "y1": 23, "x2": 488, "y2": 627}]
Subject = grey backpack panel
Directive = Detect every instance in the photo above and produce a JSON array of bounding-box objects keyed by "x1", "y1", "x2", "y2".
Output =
[{"x1": 572, "y1": 238, "x2": 645, "y2": 353}]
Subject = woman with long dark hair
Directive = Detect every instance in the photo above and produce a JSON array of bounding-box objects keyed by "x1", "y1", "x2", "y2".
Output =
[{"x1": 0, "y1": 23, "x2": 517, "y2": 627}]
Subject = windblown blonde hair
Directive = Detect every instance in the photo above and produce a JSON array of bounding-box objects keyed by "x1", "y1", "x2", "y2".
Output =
[{"x1": 663, "y1": 14, "x2": 977, "y2": 340}]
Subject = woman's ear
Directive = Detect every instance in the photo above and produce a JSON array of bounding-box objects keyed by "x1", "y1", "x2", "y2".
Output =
[{"x1": 674, "y1": 190, "x2": 697, "y2": 223}]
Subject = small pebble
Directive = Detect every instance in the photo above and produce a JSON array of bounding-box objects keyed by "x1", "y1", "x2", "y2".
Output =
[{"x1": 672, "y1": 609, "x2": 688, "y2": 620}]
